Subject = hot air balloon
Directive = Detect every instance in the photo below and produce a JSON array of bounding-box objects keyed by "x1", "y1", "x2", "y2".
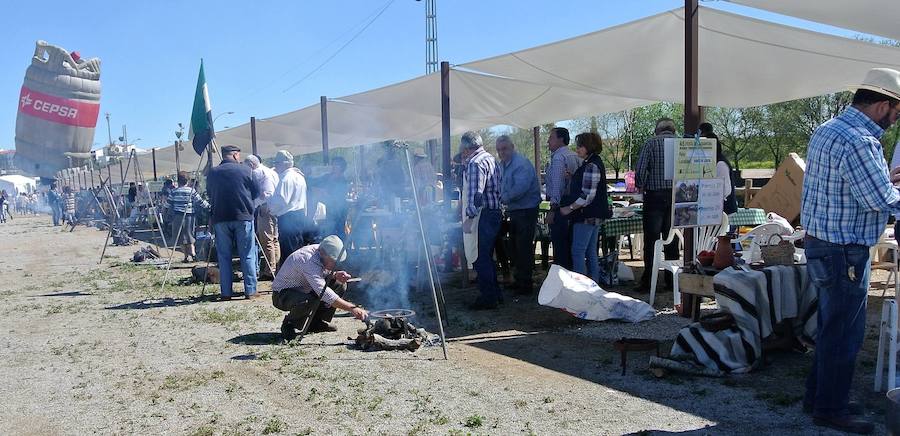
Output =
[{"x1": 15, "y1": 40, "x2": 101, "y2": 179}]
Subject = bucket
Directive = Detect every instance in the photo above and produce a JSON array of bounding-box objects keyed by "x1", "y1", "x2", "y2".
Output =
[
  {"x1": 889, "y1": 388, "x2": 900, "y2": 436},
  {"x1": 15, "y1": 40, "x2": 101, "y2": 178}
]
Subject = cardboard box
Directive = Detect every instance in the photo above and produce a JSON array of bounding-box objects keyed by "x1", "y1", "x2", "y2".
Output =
[{"x1": 747, "y1": 153, "x2": 806, "y2": 222}]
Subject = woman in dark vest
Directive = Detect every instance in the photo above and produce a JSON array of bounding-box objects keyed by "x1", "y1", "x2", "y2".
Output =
[{"x1": 560, "y1": 132, "x2": 612, "y2": 283}]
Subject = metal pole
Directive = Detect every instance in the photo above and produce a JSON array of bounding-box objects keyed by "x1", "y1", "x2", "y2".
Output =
[
  {"x1": 118, "y1": 159, "x2": 125, "y2": 185},
  {"x1": 320, "y1": 96, "x2": 329, "y2": 164},
  {"x1": 532, "y1": 126, "x2": 541, "y2": 186},
  {"x1": 682, "y1": 0, "x2": 699, "y2": 309},
  {"x1": 89, "y1": 163, "x2": 94, "y2": 188},
  {"x1": 440, "y1": 61, "x2": 451, "y2": 208},
  {"x1": 152, "y1": 148, "x2": 158, "y2": 181},
  {"x1": 175, "y1": 140, "x2": 181, "y2": 173},
  {"x1": 403, "y1": 144, "x2": 448, "y2": 359},
  {"x1": 250, "y1": 116, "x2": 258, "y2": 157},
  {"x1": 106, "y1": 164, "x2": 111, "y2": 184}
]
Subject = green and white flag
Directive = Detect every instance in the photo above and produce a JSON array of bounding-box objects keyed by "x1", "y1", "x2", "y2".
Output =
[{"x1": 188, "y1": 59, "x2": 215, "y2": 155}]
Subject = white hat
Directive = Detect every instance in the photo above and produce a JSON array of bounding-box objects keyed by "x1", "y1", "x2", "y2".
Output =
[
  {"x1": 853, "y1": 68, "x2": 900, "y2": 101},
  {"x1": 413, "y1": 147, "x2": 427, "y2": 158},
  {"x1": 273, "y1": 150, "x2": 294, "y2": 163},
  {"x1": 319, "y1": 235, "x2": 347, "y2": 262}
]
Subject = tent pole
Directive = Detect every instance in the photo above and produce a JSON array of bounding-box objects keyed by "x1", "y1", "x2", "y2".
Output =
[
  {"x1": 321, "y1": 96, "x2": 329, "y2": 164},
  {"x1": 440, "y1": 61, "x2": 451, "y2": 209},
  {"x1": 532, "y1": 126, "x2": 541, "y2": 186},
  {"x1": 175, "y1": 140, "x2": 181, "y2": 173},
  {"x1": 682, "y1": 0, "x2": 700, "y2": 311},
  {"x1": 250, "y1": 117, "x2": 258, "y2": 157},
  {"x1": 152, "y1": 148, "x2": 158, "y2": 181}
]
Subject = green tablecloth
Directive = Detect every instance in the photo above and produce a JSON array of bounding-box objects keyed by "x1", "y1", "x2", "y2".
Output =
[{"x1": 600, "y1": 208, "x2": 766, "y2": 238}]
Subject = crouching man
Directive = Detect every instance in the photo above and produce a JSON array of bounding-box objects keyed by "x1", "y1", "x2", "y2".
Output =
[{"x1": 271, "y1": 235, "x2": 368, "y2": 341}]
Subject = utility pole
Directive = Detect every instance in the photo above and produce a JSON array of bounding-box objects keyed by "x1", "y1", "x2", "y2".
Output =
[{"x1": 105, "y1": 113, "x2": 113, "y2": 146}]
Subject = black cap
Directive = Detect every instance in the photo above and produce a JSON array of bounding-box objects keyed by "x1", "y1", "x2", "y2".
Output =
[{"x1": 221, "y1": 145, "x2": 241, "y2": 154}]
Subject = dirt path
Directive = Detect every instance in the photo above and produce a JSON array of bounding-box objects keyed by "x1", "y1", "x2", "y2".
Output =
[{"x1": 0, "y1": 216, "x2": 888, "y2": 435}]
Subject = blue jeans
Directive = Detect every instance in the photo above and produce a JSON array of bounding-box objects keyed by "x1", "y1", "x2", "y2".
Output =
[
  {"x1": 474, "y1": 209, "x2": 503, "y2": 304},
  {"x1": 571, "y1": 221, "x2": 600, "y2": 283},
  {"x1": 214, "y1": 220, "x2": 258, "y2": 297},
  {"x1": 549, "y1": 210, "x2": 572, "y2": 270},
  {"x1": 51, "y1": 204, "x2": 61, "y2": 226},
  {"x1": 803, "y1": 236, "x2": 870, "y2": 418}
]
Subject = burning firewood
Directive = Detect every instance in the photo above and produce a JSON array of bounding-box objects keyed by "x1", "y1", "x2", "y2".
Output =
[{"x1": 353, "y1": 311, "x2": 431, "y2": 352}]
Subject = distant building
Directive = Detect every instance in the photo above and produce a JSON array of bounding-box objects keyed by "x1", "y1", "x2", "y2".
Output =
[{"x1": 0, "y1": 150, "x2": 21, "y2": 175}]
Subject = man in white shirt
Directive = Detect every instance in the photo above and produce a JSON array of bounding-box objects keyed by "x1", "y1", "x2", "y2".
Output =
[
  {"x1": 269, "y1": 150, "x2": 309, "y2": 266},
  {"x1": 245, "y1": 155, "x2": 281, "y2": 279}
]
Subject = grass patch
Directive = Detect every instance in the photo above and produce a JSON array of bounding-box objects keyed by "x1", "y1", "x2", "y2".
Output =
[
  {"x1": 262, "y1": 416, "x2": 286, "y2": 434},
  {"x1": 463, "y1": 415, "x2": 484, "y2": 428},
  {"x1": 188, "y1": 426, "x2": 215, "y2": 436}
]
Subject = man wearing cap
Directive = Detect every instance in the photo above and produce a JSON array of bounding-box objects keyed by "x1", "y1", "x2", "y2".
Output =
[
  {"x1": 244, "y1": 155, "x2": 281, "y2": 279},
  {"x1": 269, "y1": 150, "x2": 309, "y2": 264},
  {"x1": 207, "y1": 144, "x2": 260, "y2": 300},
  {"x1": 801, "y1": 68, "x2": 900, "y2": 434},
  {"x1": 412, "y1": 147, "x2": 437, "y2": 205},
  {"x1": 272, "y1": 234, "x2": 368, "y2": 340}
]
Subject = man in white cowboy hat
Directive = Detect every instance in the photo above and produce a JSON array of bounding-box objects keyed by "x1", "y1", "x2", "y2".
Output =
[
  {"x1": 801, "y1": 67, "x2": 900, "y2": 434},
  {"x1": 268, "y1": 149, "x2": 309, "y2": 266},
  {"x1": 271, "y1": 234, "x2": 368, "y2": 341}
]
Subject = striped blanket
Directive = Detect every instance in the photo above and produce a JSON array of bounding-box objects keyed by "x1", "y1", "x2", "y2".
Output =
[{"x1": 670, "y1": 265, "x2": 816, "y2": 374}]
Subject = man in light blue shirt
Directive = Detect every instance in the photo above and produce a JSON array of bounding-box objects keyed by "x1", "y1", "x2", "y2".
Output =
[
  {"x1": 497, "y1": 135, "x2": 541, "y2": 294},
  {"x1": 800, "y1": 68, "x2": 900, "y2": 434}
]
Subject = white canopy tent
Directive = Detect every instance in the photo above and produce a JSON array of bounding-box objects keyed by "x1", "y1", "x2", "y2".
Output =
[
  {"x1": 728, "y1": 0, "x2": 900, "y2": 42},
  {"x1": 141, "y1": 5, "x2": 900, "y2": 179}
]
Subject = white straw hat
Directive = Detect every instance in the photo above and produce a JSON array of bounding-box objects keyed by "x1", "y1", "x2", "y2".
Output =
[{"x1": 853, "y1": 68, "x2": 900, "y2": 101}]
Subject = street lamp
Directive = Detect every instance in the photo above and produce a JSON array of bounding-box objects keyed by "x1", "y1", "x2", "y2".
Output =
[{"x1": 213, "y1": 111, "x2": 234, "y2": 123}]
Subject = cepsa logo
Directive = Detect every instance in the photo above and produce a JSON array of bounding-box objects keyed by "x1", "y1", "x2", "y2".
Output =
[{"x1": 20, "y1": 93, "x2": 78, "y2": 119}]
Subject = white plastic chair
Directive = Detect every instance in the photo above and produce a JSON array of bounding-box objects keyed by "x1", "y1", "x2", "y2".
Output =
[
  {"x1": 873, "y1": 231, "x2": 899, "y2": 392},
  {"x1": 731, "y1": 223, "x2": 786, "y2": 264},
  {"x1": 670, "y1": 213, "x2": 730, "y2": 306},
  {"x1": 649, "y1": 213, "x2": 728, "y2": 307}
]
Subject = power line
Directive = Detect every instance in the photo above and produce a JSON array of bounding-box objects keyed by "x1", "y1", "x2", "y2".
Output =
[
  {"x1": 282, "y1": 0, "x2": 396, "y2": 93},
  {"x1": 236, "y1": 0, "x2": 396, "y2": 104}
]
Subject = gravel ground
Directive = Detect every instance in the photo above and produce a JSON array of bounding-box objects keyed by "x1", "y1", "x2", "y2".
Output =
[{"x1": 0, "y1": 216, "x2": 892, "y2": 435}]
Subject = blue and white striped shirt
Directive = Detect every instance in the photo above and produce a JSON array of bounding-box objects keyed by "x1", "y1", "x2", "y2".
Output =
[
  {"x1": 546, "y1": 146, "x2": 581, "y2": 205},
  {"x1": 801, "y1": 106, "x2": 900, "y2": 246},
  {"x1": 464, "y1": 147, "x2": 502, "y2": 219}
]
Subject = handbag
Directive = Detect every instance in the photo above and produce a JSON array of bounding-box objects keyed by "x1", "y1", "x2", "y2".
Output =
[{"x1": 760, "y1": 234, "x2": 794, "y2": 265}]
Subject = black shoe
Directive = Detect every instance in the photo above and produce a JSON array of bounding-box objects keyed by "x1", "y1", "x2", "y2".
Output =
[
  {"x1": 469, "y1": 299, "x2": 499, "y2": 310},
  {"x1": 308, "y1": 321, "x2": 338, "y2": 333},
  {"x1": 803, "y1": 400, "x2": 864, "y2": 415},
  {"x1": 281, "y1": 321, "x2": 297, "y2": 341},
  {"x1": 812, "y1": 415, "x2": 873, "y2": 434}
]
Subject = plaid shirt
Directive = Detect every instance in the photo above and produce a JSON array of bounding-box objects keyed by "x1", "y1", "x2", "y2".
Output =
[
  {"x1": 464, "y1": 147, "x2": 501, "y2": 218},
  {"x1": 271, "y1": 244, "x2": 340, "y2": 306},
  {"x1": 572, "y1": 155, "x2": 604, "y2": 207},
  {"x1": 635, "y1": 132, "x2": 675, "y2": 191},
  {"x1": 801, "y1": 106, "x2": 900, "y2": 246},
  {"x1": 546, "y1": 146, "x2": 581, "y2": 205}
]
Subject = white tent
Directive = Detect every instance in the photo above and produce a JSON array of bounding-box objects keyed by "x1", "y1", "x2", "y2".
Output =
[
  {"x1": 142, "y1": 6, "x2": 900, "y2": 179},
  {"x1": 0, "y1": 175, "x2": 38, "y2": 195},
  {"x1": 728, "y1": 0, "x2": 900, "y2": 42}
]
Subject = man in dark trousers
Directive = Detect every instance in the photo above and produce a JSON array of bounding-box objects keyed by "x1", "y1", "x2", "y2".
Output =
[
  {"x1": 634, "y1": 118, "x2": 678, "y2": 293},
  {"x1": 496, "y1": 135, "x2": 541, "y2": 295},
  {"x1": 207, "y1": 145, "x2": 260, "y2": 300}
]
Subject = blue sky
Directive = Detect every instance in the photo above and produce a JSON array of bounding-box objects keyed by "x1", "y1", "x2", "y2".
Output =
[{"x1": 0, "y1": 0, "x2": 869, "y2": 151}]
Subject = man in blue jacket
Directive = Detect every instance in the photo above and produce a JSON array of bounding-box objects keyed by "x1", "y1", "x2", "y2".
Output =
[
  {"x1": 207, "y1": 145, "x2": 260, "y2": 300},
  {"x1": 496, "y1": 135, "x2": 542, "y2": 295}
]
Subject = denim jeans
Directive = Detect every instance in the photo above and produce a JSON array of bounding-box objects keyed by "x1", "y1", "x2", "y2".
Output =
[
  {"x1": 571, "y1": 221, "x2": 600, "y2": 283},
  {"x1": 474, "y1": 209, "x2": 503, "y2": 304},
  {"x1": 803, "y1": 236, "x2": 870, "y2": 418},
  {"x1": 549, "y1": 210, "x2": 572, "y2": 270},
  {"x1": 51, "y1": 204, "x2": 61, "y2": 226},
  {"x1": 214, "y1": 220, "x2": 258, "y2": 297}
]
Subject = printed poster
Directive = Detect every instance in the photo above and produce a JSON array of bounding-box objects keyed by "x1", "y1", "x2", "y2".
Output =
[{"x1": 672, "y1": 138, "x2": 723, "y2": 228}]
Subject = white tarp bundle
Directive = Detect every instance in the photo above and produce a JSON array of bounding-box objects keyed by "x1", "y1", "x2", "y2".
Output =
[
  {"x1": 141, "y1": 5, "x2": 900, "y2": 179},
  {"x1": 538, "y1": 265, "x2": 655, "y2": 323},
  {"x1": 728, "y1": 0, "x2": 900, "y2": 42}
]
